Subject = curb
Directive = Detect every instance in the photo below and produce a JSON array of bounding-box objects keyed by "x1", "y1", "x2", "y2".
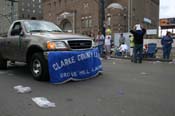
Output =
[{"x1": 112, "y1": 56, "x2": 173, "y2": 62}]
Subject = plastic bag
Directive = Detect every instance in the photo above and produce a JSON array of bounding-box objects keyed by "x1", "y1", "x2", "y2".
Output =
[
  {"x1": 32, "y1": 97, "x2": 56, "y2": 108},
  {"x1": 14, "y1": 85, "x2": 32, "y2": 93}
]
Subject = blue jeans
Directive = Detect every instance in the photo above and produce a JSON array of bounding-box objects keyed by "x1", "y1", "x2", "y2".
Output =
[
  {"x1": 98, "y1": 45, "x2": 104, "y2": 57},
  {"x1": 163, "y1": 46, "x2": 172, "y2": 60},
  {"x1": 133, "y1": 44, "x2": 143, "y2": 63}
]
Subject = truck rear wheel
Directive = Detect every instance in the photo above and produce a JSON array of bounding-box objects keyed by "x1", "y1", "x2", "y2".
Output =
[
  {"x1": 0, "y1": 54, "x2": 7, "y2": 70},
  {"x1": 30, "y1": 53, "x2": 49, "y2": 81}
]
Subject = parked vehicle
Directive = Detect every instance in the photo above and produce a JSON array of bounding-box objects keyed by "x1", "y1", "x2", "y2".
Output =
[{"x1": 0, "y1": 20, "x2": 95, "y2": 81}]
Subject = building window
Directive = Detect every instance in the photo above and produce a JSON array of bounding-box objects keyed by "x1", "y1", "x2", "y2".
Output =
[
  {"x1": 22, "y1": 8, "x2": 24, "y2": 11},
  {"x1": 58, "y1": 0, "x2": 61, "y2": 6},
  {"x1": 54, "y1": 1, "x2": 56, "y2": 7},
  {"x1": 88, "y1": 19, "x2": 92, "y2": 27},
  {"x1": 48, "y1": 3, "x2": 51, "y2": 8},
  {"x1": 33, "y1": 10, "x2": 35, "y2": 13},
  {"x1": 107, "y1": 13, "x2": 111, "y2": 26},
  {"x1": 39, "y1": 5, "x2": 41, "y2": 9},
  {"x1": 81, "y1": 16, "x2": 92, "y2": 28},
  {"x1": 81, "y1": 17, "x2": 85, "y2": 28},
  {"x1": 85, "y1": 17, "x2": 88, "y2": 28},
  {"x1": 39, "y1": 0, "x2": 41, "y2": 3},
  {"x1": 49, "y1": 13, "x2": 51, "y2": 17},
  {"x1": 32, "y1": 0, "x2": 35, "y2": 2}
]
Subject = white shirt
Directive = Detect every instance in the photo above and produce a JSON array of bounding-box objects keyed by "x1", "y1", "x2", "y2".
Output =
[
  {"x1": 95, "y1": 34, "x2": 105, "y2": 45},
  {"x1": 105, "y1": 35, "x2": 111, "y2": 46},
  {"x1": 119, "y1": 44, "x2": 128, "y2": 52}
]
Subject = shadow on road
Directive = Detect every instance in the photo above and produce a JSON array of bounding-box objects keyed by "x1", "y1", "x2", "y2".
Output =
[{"x1": 6, "y1": 62, "x2": 31, "y2": 79}]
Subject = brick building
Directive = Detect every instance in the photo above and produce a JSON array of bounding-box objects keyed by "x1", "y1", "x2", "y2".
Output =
[{"x1": 42, "y1": 0, "x2": 159, "y2": 36}]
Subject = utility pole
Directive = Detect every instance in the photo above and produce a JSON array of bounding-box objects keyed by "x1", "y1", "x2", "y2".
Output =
[
  {"x1": 6, "y1": 0, "x2": 18, "y2": 22},
  {"x1": 99, "y1": 0, "x2": 105, "y2": 36}
]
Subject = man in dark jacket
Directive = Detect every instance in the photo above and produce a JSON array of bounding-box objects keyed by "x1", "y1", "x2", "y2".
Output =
[{"x1": 130, "y1": 24, "x2": 146, "y2": 63}]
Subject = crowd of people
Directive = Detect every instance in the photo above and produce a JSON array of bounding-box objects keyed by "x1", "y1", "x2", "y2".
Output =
[
  {"x1": 91, "y1": 24, "x2": 174, "y2": 62},
  {"x1": 94, "y1": 29, "x2": 112, "y2": 59}
]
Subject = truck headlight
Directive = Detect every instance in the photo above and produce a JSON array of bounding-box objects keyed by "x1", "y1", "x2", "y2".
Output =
[{"x1": 47, "y1": 41, "x2": 67, "y2": 50}]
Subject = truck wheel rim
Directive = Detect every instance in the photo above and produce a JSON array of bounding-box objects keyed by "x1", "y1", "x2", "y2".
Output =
[{"x1": 32, "y1": 59, "x2": 42, "y2": 77}]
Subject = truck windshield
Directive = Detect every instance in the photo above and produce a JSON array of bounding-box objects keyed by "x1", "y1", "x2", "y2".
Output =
[{"x1": 24, "y1": 20, "x2": 62, "y2": 33}]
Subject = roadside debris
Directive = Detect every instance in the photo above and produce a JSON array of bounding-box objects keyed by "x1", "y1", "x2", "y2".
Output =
[
  {"x1": 169, "y1": 59, "x2": 175, "y2": 64},
  {"x1": 117, "y1": 88, "x2": 125, "y2": 96},
  {"x1": 140, "y1": 72, "x2": 148, "y2": 75},
  {"x1": 14, "y1": 85, "x2": 32, "y2": 94},
  {"x1": 152, "y1": 61, "x2": 161, "y2": 64},
  {"x1": 32, "y1": 97, "x2": 56, "y2": 108}
]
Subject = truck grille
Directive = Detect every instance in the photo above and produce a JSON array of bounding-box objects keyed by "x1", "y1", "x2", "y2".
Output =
[{"x1": 68, "y1": 40, "x2": 92, "y2": 49}]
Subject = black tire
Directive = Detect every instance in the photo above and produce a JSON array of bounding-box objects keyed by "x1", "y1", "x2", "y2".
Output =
[
  {"x1": 0, "y1": 54, "x2": 7, "y2": 70},
  {"x1": 30, "y1": 53, "x2": 49, "y2": 81}
]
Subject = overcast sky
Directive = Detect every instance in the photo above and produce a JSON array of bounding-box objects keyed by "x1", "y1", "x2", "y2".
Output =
[{"x1": 160, "y1": 0, "x2": 175, "y2": 18}]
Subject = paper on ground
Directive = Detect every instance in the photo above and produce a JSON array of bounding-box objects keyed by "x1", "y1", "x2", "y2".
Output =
[
  {"x1": 32, "y1": 97, "x2": 56, "y2": 108},
  {"x1": 14, "y1": 85, "x2": 32, "y2": 93}
]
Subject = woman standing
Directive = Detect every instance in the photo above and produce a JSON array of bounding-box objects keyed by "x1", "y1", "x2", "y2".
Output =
[
  {"x1": 95, "y1": 31, "x2": 105, "y2": 57},
  {"x1": 161, "y1": 32, "x2": 174, "y2": 60},
  {"x1": 104, "y1": 31, "x2": 112, "y2": 59}
]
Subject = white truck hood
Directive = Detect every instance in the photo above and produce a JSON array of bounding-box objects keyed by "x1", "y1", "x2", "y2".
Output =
[{"x1": 31, "y1": 33, "x2": 91, "y2": 40}]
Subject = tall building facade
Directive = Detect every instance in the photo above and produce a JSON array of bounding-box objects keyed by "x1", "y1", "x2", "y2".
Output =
[
  {"x1": 0, "y1": 0, "x2": 18, "y2": 35},
  {"x1": 18, "y1": 0, "x2": 43, "y2": 20},
  {"x1": 130, "y1": 0, "x2": 159, "y2": 29},
  {"x1": 0, "y1": 0, "x2": 43, "y2": 35},
  {"x1": 39, "y1": 0, "x2": 159, "y2": 36}
]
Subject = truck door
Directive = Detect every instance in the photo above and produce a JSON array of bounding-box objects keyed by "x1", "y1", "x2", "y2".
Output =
[{"x1": 7, "y1": 22, "x2": 24, "y2": 61}]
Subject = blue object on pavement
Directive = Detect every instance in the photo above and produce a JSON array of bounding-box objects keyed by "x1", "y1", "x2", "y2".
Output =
[{"x1": 48, "y1": 48, "x2": 102, "y2": 84}]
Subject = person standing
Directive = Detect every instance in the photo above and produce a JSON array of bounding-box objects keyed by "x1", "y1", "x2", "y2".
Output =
[
  {"x1": 130, "y1": 24, "x2": 146, "y2": 63},
  {"x1": 119, "y1": 33, "x2": 126, "y2": 46},
  {"x1": 161, "y1": 32, "x2": 174, "y2": 60},
  {"x1": 95, "y1": 31, "x2": 105, "y2": 57},
  {"x1": 129, "y1": 34, "x2": 134, "y2": 58},
  {"x1": 104, "y1": 31, "x2": 112, "y2": 59}
]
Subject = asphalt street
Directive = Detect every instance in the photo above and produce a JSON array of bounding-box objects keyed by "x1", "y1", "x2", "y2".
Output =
[{"x1": 0, "y1": 59, "x2": 175, "y2": 116}]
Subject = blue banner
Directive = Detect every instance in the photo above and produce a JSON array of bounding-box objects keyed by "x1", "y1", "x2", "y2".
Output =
[{"x1": 48, "y1": 48, "x2": 102, "y2": 84}]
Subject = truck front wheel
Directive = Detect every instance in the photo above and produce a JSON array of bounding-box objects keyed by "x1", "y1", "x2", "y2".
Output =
[
  {"x1": 30, "y1": 53, "x2": 49, "y2": 81},
  {"x1": 0, "y1": 54, "x2": 7, "y2": 70}
]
